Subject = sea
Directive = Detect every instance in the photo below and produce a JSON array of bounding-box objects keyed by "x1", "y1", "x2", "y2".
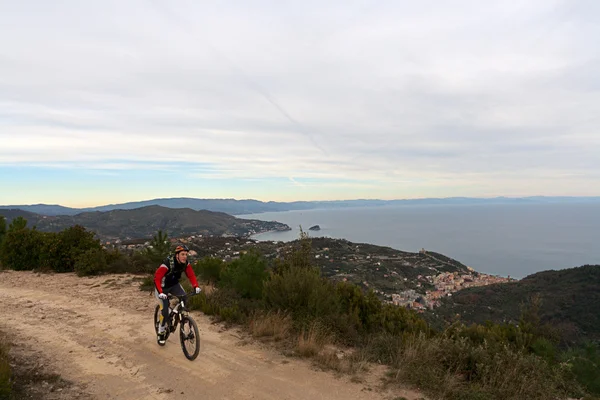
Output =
[{"x1": 238, "y1": 203, "x2": 600, "y2": 279}]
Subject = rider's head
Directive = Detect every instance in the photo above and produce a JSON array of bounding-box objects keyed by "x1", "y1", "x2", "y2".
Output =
[{"x1": 174, "y1": 245, "x2": 189, "y2": 264}]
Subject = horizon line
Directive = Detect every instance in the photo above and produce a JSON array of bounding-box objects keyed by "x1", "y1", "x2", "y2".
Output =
[{"x1": 2, "y1": 194, "x2": 600, "y2": 209}]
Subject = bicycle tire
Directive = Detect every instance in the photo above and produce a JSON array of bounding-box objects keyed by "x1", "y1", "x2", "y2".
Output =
[
  {"x1": 179, "y1": 316, "x2": 200, "y2": 360},
  {"x1": 154, "y1": 305, "x2": 170, "y2": 345}
]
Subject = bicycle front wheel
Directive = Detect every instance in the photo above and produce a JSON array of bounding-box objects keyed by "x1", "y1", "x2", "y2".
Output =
[{"x1": 179, "y1": 316, "x2": 200, "y2": 360}]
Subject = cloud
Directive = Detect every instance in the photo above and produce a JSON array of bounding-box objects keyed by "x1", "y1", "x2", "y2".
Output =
[{"x1": 1, "y1": 0, "x2": 599, "y2": 199}]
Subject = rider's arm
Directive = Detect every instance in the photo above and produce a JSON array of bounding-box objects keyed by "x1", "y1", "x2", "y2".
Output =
[
  {"x1": 184, "y1": 263, "x2": 199, "y2": 288},
  {"x1": 154, "y1": 264, "x2": 168, "y2": 293}
]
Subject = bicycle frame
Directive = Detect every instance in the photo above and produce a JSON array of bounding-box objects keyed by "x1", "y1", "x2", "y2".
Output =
[{"x1": 166, "y1": 292, "x2": 195, "y2": 332}]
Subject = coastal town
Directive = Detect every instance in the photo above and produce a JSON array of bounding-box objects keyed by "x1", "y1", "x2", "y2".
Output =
[
  {"x1": 106, "y1": 234, "x2": 514, "y2": 312},
  {"x1": 390, "y1": 271, "x2": 512, "y2": 311}
]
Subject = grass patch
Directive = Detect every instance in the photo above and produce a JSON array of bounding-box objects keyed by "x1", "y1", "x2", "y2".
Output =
[
  {"x1": 314, "y1": 346, "x2": 370, "y2": 376},
  {"x1": 296, "y1": 322, "x2": 333, "y2": 358},
  {"x1": 248, "y1": 311, "x2": 292, "y2": 341}
]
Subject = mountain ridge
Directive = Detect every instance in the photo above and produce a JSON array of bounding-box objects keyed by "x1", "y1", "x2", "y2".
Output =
[
  {"x1": 2, "y1": 195, "x2": 599, "y2": 216},
  {"x1": 0, "y1": 205, "x2": 291, "y2": 241}
]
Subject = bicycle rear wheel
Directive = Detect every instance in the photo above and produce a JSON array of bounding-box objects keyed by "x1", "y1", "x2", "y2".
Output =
[
  {"x1": 154, "y1": 305, "x2": 170, "y2": 345},
  {"x1": 179, "y1": 316, "x2": 200, "y2": 360}
]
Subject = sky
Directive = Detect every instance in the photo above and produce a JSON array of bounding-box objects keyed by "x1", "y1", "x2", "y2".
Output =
[{"x1": 1, "y1": 0, "x2": 599, "y2": 207}]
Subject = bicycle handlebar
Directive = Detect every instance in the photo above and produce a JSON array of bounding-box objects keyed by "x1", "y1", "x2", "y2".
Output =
[{"x1": 166, "y1": 291, "x2": 200, "y2": 300}]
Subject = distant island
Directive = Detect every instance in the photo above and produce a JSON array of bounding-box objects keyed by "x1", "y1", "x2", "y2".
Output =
[
  {"x1": 1, "y1": 195, "x2": 599, "y2": 217},
  {"x1": 308, "y1": 225, "x2": 320, "y2": 231}
]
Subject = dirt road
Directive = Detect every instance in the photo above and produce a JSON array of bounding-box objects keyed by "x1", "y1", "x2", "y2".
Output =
[{"x1": 0, "y1": 271, "x2": 423, "y2": 400}]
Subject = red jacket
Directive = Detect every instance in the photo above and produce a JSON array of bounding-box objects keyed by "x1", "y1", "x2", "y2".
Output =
[{"x1": 154, "y1": 256, "x2": 198, "y2": 293}]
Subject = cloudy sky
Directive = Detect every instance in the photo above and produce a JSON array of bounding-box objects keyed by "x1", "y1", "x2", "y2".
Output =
[{"x1": 1, "y1": 0, "x2": 599, "y2": 207}]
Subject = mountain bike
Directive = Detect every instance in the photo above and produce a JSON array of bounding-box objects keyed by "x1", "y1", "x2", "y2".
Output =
[{"x1": 153, "y1": 292, "x2": 201, "y2": 361}]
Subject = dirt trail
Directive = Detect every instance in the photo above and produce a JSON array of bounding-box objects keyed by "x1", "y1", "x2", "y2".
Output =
[{"x1": 0, "y1": 271, "x2": 424, "y2": 400}]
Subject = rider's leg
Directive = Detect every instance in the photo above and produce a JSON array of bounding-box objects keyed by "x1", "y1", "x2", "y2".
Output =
[
  {"x1": 170, "y1": 283, "x2": 186, "y2": 299},
  {"x1": 154, "y1": 288, "x2": 170, "y2": 335}
]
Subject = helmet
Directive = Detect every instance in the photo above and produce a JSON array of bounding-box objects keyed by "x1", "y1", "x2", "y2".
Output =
[{"x1": 175, "y1": 245, "x2": 190, "y2": 254}]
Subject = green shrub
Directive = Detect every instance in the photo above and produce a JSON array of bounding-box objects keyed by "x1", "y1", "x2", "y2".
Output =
[
  {"x1": 263, "y1": 264, "x2": 338, "y2": 323},
  {"x1": 128, "y1": 251, "x2": 155, "y2": 274},
  {"x1": 387, "y1": 332, "x2": 576, "y2": 400},
  {"x1": 375, "y1": 302, "x2": 431, "y2": 337},
  {"x1": 7, "y1": 217, "x2": 26, "y2": 231},
  {"x1": 187, "y1": 287, "x2": 249, "y2": 323},
  {"x1": 32, "y1": 225, "x2": 103, "y2": 273},
  {"x1": 564, "y1": 343, "x2": 600, "y2": 396},
  {"x1": 101, "y1": 249, "x2": 154, "y2": 275},
  {"x1": 104, "y1": 249, "x2": 131, "y2": 273},
  {"x1": 446, "y1": 321, "x2": 536, "y2": 351},
  {"x1": 188, "y1": 291, "x2": 220, "y2": 316},
  {"x1": 0, "y1": 216, "x2": 6, "y2": 251},
  {"x1": 529, "y1": 337, "x2": 557, "y2": 362},
  {"x1": 335, "y1": 282, "x2": 382, "y2": 334},
  {"x1": 0, "y1": 219, "x2": 102, "y2": 273},
  {"x1": 38, "y1": 232, "x2": 62, "y2": 271},
  {"x1": 139, "y1": 275, "x2": 155, "y2": 292},
  {"x1": 74, "y1": 248, "x2": 108, "y2": 276},
  {"x1": 52, "y1": 225, "x2": 102, "y2": 273},
  {"x1": 194, "y1": 257, "x2": 225, "y2": 285},
  {"x1": 219, "y1": 251, "x2": 268, "y2": 300},
  {"x1": 0, "y1": 225, "x2": 43, "y2": 271}
]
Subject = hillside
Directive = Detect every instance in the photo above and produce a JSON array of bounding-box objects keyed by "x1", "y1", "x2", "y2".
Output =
[
  {"x1": 430, "y1": 264, "x2": 600, "y2": 344},
  {"x1": 2, "y1": 196, "x2": 600, "y2": 216},
  {"x1": 0, "y1": 206, "x2": 290, "y2": 241}
]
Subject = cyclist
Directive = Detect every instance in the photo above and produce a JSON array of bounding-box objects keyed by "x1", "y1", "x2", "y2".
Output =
[{"x1": 154, "y1": 244, "x2": 201, "y2": 344}]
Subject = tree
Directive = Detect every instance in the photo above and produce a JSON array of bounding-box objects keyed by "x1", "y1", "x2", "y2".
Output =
[
  {"x1": 195, "y1": 257, "x2": 225, "y2": 285},
  {"x1": 144, "y1": 230, "x2": 172, "y2": 266},
  {"x1": 220, "y1": 251, "x2": 269, "y2": 299},
  {"x1": 38, "y1": 232, "x2": 62, "y2": 271},
  {"x1": 0, "y1": 216, "x2": 6, "y2": 246},
  {"x1": 272, "y1": 227, "x2": 313, "y2": 275},
  {"x1": 8, "y1": 217, "x2": 27, "y2": 231},
  {"x1": 0, "y1": 226, "x2": 43, "y2": 271},
  {"x1": 74, "y1": 248, "x2": 108, "y2": 276},
  {"x1": 48, "y1": 225, "x2": 102, "y2": 273},
  {"x1": 0, "y1": 217, "x2": 32, "y2": 271}
]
